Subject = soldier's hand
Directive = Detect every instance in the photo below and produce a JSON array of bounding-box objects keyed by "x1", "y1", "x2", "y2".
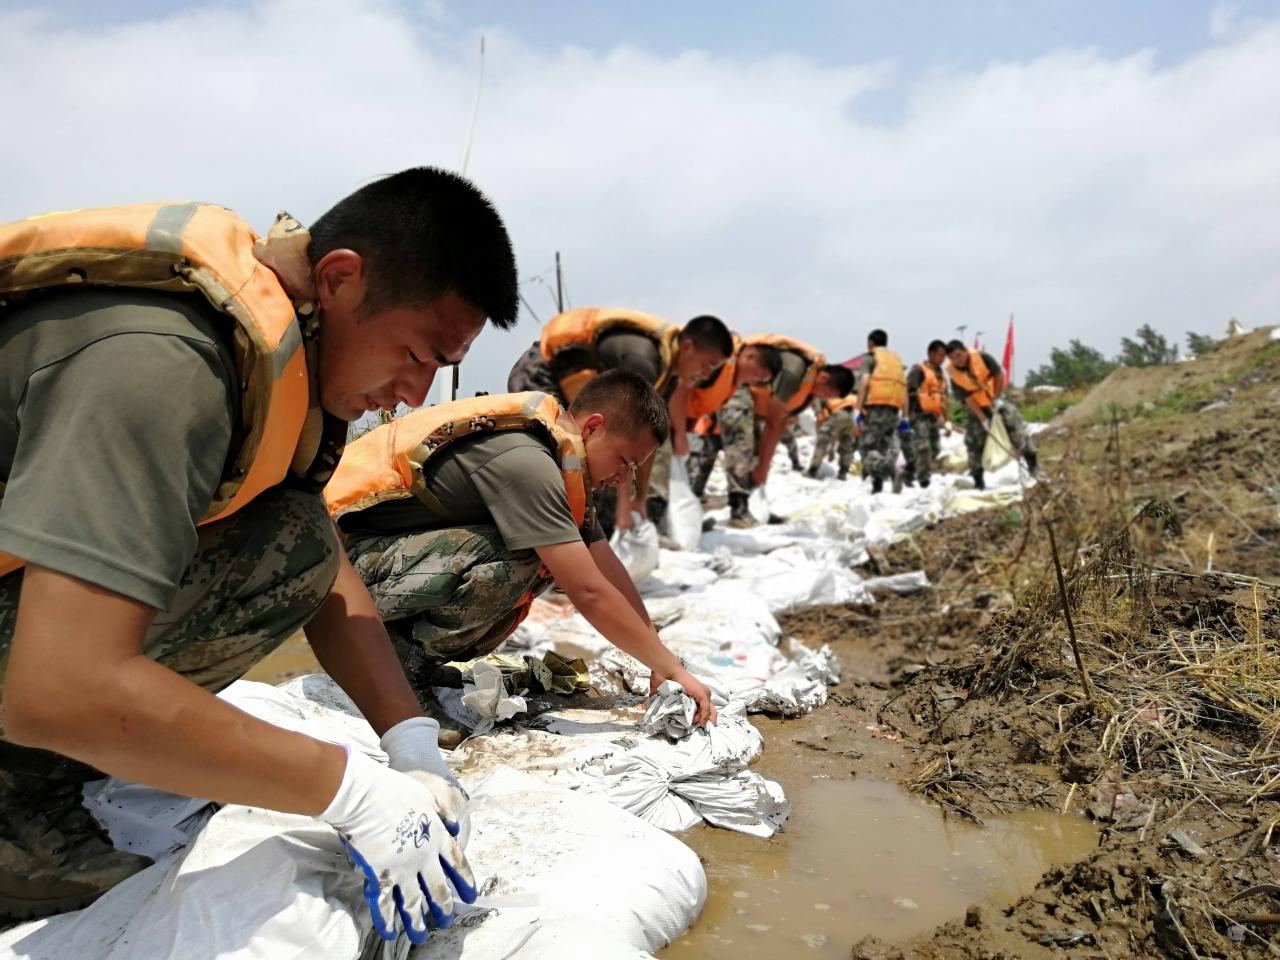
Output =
[{"x1": 667, "y1": 669, "x2": 718, "y2": 727}]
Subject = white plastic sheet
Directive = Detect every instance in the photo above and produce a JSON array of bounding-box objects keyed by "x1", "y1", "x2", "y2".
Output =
[
  {"x1": 982, "y1": 408, "x2": 1014, "y2": 472},
  {"x1": 663, "y1": 455, "x2": 704, "y2": 551}
]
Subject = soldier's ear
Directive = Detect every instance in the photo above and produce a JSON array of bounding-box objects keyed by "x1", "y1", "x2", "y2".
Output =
[{"x1": 579, "y1": 412, "x2": 606, "y2": 439}]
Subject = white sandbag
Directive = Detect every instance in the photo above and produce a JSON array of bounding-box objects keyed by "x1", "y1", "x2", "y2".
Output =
[
  {"x1": 862, "y1": 570, "x2": 931, "y2": 595},
  {"x1": 663, "y1": 455, "x2": 704, "y2": 551},
  {"x1": 982, "y1": 408, "x2": 1013, "y2": 472},
  {"x1": 747, "y1": 487, "x2": 771, "y2": 524},
  {"x1": 609, "y1": 514, "x2": 660, "y2": 583}
]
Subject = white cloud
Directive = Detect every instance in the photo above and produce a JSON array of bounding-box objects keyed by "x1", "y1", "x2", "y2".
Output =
[{"x1": 2, "y1": 0, "x2": 1277, "y2": 390}]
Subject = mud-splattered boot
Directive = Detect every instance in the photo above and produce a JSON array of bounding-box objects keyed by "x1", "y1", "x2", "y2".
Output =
[
  {"x1": 870, "y1": 476, "x2": 884, "y2": 495},
  {"x1": 970, "y1": 469, "x2": 986, "y2": 491},
  {"x1": 0, "y1": 769, "x2": 153, "y2": 920},
  {"x1": 1024, "y1": 449, "x2": 1039, "y2": 476}
]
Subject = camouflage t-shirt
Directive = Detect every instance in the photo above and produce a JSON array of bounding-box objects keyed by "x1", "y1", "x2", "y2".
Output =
[
  {"x1": 0, "y1": 289, "x2": 238, "y2": 609},
  {"x1": 338, "y1": 431, "x2": 605, "y2": 550}
]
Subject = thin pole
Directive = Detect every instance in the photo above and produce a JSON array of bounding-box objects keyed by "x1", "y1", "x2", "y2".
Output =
[
  {"x1": 451, "y1": 34, "x2": 485, "y2": 404},
  {"x1": 555, "y1": 251, "x2": 564, "y2": 313},
  {"x1": 1046, "y1": 521, "x2": 1096, "y2": 704}
]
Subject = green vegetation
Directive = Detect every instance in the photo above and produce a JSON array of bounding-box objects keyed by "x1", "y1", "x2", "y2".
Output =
[
  {"x1": 1117, "y1": 323, "x2": 1179, "y2": 368},
  {"x1": 1020, "y1": 389, "x2": 1084, "y2": 422},
  {"x1": 1185, "y1": 331, "x2": 1217, "y2": 357},
  {"x1": 1025, "y1": 340, "x2": 1117, "y2": 390}
]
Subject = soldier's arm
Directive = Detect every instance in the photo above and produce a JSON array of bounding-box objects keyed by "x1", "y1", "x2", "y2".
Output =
[
  {"x1": 752, "y1": 397, "x2": 789, "y2": 486},
  {"x1": 667, "y1": 382, "x2": 692, "y2": 457},
  {"x1": 4, "y1": 565, "x2": 345, "y2": 815},
  {"x1": 588, "y1": 536, "x2": 653, "y2": 627},
  {"x1": 537, "y1": 539, "x2": 716, "y2": 725},
  {"x1": 304, "y1": 549, "x2": 423, "y2": 735}
]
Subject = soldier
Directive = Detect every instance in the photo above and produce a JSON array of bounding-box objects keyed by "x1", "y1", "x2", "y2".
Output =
[
  {"x1": 0, "y1": 169, "x2": 517, "y2": 940},
  {"x1": 807, "y1": 395, "x2": 858, "y2": 480},
  {"x1": 944, "y1": 339, "x2": 1038, "y2": 490},
  {"x1": 855, "y1": 329, "x2": 909, "y2": 494},
  {"x1": 903, "y1": 340, "x2": 949, "y2": 488},
  {"x1": 725, "y1": 335, "x2": 855, "y2": 527},
  {"x1": 326, "y1": 371, "x2": 716, "y2": 741},
  {"x1": 685, "y1": 341, "x2": 783, "y2": 497},
  {"x1": 507, "y1": 310, "x2": 733, "y2": 537}
]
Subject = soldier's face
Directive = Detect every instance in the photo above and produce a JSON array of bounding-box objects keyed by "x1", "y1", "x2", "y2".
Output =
[
  {"x1": 812, "y1": 373, "x2": 845, "y2": 401},
  {"x1": 314, "y1": 254, "x2": 485, "y2": 421},
  {"x1": 678, "y1": 341, "x2": 729, "y2": 384},
  {"x1": 948, "y1": 348, "x2": 969, "y2": 369},
  {"x1": 928, "y1": 347, "x2": 947, "y2": 366},
  {"x1": 737, "y1": 350, "x2": 773, "y2": 385},
  {"x1": 580, "y1": 415, "x2": 658, "y2": 490}
]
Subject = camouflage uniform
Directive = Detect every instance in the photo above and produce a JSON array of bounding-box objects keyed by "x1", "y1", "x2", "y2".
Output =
[
  {"x1": 0, "y1": 486, "x2": 339, "y2": 914},
  {"x1": 687, "y1": 431, "x2": 722, "y2": 498},
  {"x1": 963, "y1": 400, "x2": 1037, "y2": 473},
  {"x1": 506, "y1": 342, "x2": 565, "y2": 401},
  {"x1": 345, "y1": 524, "x2": 546, "y2": 675},
  {"x1": 858, "y1": 406, "x2": 901, "y2": 484},
  {"x1": 780, "y1": 419, "x2": 803, "y2": 470},
  {"x1": 809, "y1": 407, "x2": 856, "y2": 477},
  {"x1": 718, "y1": 384, "x2": 759, "y2": 496},
  {"x1": 909, "y1": 411, "x2": 942, "y2": 485}
]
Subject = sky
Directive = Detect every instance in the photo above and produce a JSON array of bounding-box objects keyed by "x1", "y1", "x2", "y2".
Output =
[{"x1": 4, "y1": 0, "x2": 1279, "y2": 395}]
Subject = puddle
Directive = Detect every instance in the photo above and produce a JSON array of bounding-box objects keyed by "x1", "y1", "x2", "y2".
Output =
[{"x1": 660, "y1": 777, "x2": 1097, "y2": 959}]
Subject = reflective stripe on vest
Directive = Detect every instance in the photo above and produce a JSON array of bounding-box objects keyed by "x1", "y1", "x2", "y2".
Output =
[
  {"x1": 947, "y1": 350, "x2": 997, "y2": 409},
  {"x1": 866, "y1": 348, "x2": 907, "y2": 409},
  {"x1": 539, "y1": 307, "x2": 680, "y2": 395},
  {"x1": 324, "y1": 391, "x2": 591, "y2": 536},
  {"x1": 918, "y1": 363, "x2": 946, "y2": 416},
  {"x1": 0, "y1": 202, "x2": 310, "y2": 578}
]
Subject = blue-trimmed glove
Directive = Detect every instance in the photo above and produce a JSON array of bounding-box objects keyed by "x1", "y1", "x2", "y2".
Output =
[
  {"x1": 321, "y1": 746, "x2": 477, "y2": 944},
  {"x1": 897, "y1": 418, "x2": 912, "y2": 435},
  {"x1": 854, "y1": 412, "x2": 866, "y2": 429}
]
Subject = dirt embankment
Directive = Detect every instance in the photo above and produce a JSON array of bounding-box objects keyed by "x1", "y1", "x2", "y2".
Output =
[{"x1": 774, "y1": 330, "x2": 1280, "y2": 959}]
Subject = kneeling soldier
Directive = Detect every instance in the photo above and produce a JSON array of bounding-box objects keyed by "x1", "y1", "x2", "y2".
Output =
[{"x1": 326, "y1": 371, "x2": 717, "y2": 742}]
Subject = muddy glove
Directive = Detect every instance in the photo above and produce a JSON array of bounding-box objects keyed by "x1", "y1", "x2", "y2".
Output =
[
  {"x1": 321, "y1": 746, "x2": 477, "y2": 944},
  {"x1": 897, "y1": 418, "x2": 912, "y2": 435},
  {"x1": 381, "y1": 716, "x2": 470, "y2": 842}
]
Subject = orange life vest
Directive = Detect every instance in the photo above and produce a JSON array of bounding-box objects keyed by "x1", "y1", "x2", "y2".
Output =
[
  {"x1": 821, "y1": 395, "x2": 860, "y2": 421},
  {"x1": 865, "y1": 348, "x2": 907, "y2": 409},
  {"x1": 947, "y1": 350, "x2": 999, "y2": 409},
  {"x1": 0, "y1": 202, "x2": 314, "y2": 579},
  {"x1": 917, "y1": 363, "x2": 947, "y2": 416},
  {"x1": 746, "y1": 334, "x2": 825, "y2": 417},
  {"x1": 325, "y1": 391, "x2": 592, "y2": 644},
  {"x1": 539, "y1": 307, "x2": 680, "y2": 402},
  {"x1": 686, "y1": 336, "x2": 742, "y2": 422}
]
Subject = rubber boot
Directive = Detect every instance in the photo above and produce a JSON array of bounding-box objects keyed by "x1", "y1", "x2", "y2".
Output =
[
  {"x1": 804, "y1": 466, "x2": 819, "y2": 479},
  {"x1": 836, "y1": 468, "x2": 848, "y2": 481},
  {"x1": 919, "y1": 476, "x2": 931, "y2": 489},
  {"x1": 728, "y1": 492, "x2": 758, "y2": 529},
  {"x1": 0, "y1": 767, "x2": 153, "y2": 921},
  {"x1": 892, "y1": 469, "x2": 905, "y2": 494},
  {"x1": 1024, "y1": 449, "x2": 1039, "y2": 476},
  {"x1": 789, "y1": 455, "x2": 803, "y2": 472},
  {"x1": 871, "y1": 476, "x2": 884, "y2": 495},
  {"x1": 971, "y1": 469, "x2": 985, "y2": 491}
]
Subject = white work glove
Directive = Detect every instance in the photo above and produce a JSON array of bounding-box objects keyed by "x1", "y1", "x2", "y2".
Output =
[
  {"x1": 381, "y1": 716, "x2": 471, "y2": 842},
  {"x1": 321, "y1": 746, "x2": 476, "y2": 944}
]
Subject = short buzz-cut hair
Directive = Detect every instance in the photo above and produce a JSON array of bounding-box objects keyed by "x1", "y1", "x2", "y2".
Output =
[
  {"x1": 945, "y1": 339, "x2": 967, "y2": 354},
  {"x1": 309, "y1": 166, "x2": 518, "y2": 328},
  {"x1": 868, "y1": 329, "x2": 889, "y2": 347},
  {"x1": 570, "y1": 369, "x2": 671, "y2": 445},
  {"x1": 927, "y1": 339, "x2": 948, "y2": 353},
  {"x1": 679, "y1": 315, "x2": 734, "y2": 359},
  {"x1": 821, "y1": 364, "x2": 856, "y2": 397},
  {"x1": 744, "y1": 342, "x2": 783, "y2": 377}
]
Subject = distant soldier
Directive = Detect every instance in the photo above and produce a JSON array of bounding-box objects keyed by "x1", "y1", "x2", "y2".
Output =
[
  {"x1": 855, "y1": 329, "x2": 909, "y2": 494},
  {"x1": 902, "y1": 340, "x2": 949, "y2": 488},
  {"x1": 507, "y1": 310, "x2": 733, "y2": 536},
  {"x1": 807, "y1": 396, "x2": 858, "y2": 480},
  {"x1": 944, "y1": 340, "x2": 1038, "y2": 490}
]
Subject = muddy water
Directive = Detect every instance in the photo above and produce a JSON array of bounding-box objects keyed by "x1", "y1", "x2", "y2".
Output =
[{"x1": 661, "y1": 777, "x2": 1097, "y2": 959}]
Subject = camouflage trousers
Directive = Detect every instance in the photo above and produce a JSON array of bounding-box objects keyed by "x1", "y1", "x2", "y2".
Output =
[
  {"x1": 907, "y1": 412, "x2": 942, "y2": 483},
  {"x1": 687, "y1": 431, "x2": 722, "y2": 498},
  {"x1": 0, "y1": 487, "x2": 339, "y2": 780},
  {"x1": 964, "y1": 401, "x2": 1037, "y2": 473},
  {"x1": 810, "y1": 409, "x2": 856, "y2": 475},
  {"x1": 718, "y1": 385, "x2": 761, "y2": 495},
  {"x1": 346, "y1": 524, "x2": 546, "y2": 673},
  {"x1": 781, "y1": 422, "x2": 801, "y2": 467},
  {"x1": 506, "y1": 342, "x2": 565, "y2": 401},
  {"x1": 859, "y1": 405, "x2": 901, "y2": 482}
]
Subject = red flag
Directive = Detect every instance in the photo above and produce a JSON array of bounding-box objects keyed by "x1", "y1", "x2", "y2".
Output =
[{"x1": 1002, "y1": 314, "x2": 1015, "y2": 384}]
